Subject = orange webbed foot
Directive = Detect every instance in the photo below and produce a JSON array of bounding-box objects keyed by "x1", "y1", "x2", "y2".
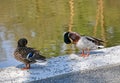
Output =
[
  {"x1": 80, "y1": 49, "x2": 90, "y2": 57},
  {"x1": 21, "y1": 64, "x2": 30, "y2": 70},
  {"x1": 81, "y1": 54, "x2": 86, "y2": 57}
]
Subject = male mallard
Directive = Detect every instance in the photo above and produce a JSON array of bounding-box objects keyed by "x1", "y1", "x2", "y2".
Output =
[
  {"x1": 14, "y1": 38, "x2": 46, "y2": 70},
  {"x1": 64, "y1": 32, "x2": 104, "y2": 57}
]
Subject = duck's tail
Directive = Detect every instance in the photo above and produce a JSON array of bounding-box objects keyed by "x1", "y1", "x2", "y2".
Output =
[{"x1": 97, "y1": 45, "x2": 104, "y2": 49}]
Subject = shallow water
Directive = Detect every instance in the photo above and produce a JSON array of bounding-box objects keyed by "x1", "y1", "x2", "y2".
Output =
[{"x1": 0, "y1": 0, "x2": 120, "y2": 68}]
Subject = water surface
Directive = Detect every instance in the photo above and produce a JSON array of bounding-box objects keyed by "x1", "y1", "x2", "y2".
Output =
[{"x1": 0, "y1": 0, "x2": 120, "y2": 68}]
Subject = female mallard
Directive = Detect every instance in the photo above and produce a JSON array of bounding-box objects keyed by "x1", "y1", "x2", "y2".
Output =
[{"x1": 14, "y1": 38, "x2": 46, "y2": 70}]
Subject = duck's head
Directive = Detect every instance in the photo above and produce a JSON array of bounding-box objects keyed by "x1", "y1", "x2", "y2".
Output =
[
  {"x1": 64, "y1": 32, "x2": 80, "y2": 44},
  {"x1": 17, "y1": 38, "x2": 28, "y2": 47},
  {"x1": 64, "y1": 32, "x2": 71, "y2": 44}
]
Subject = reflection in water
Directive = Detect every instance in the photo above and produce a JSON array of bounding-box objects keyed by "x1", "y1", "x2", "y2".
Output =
[
  {"x1": 0, "y1": 26, "x2": 7, "y2": 62},
  {"x1": 30, "y1": 31, "x2": 36, "y2": 37},
  {"x1": 0, "y1": 25, "x2": 64, "y2": 68},
  {"x1": 0, "y1": 26, "x2": 20, "y2": 68},
  {"x1": 0, "y1": 41, "x2": 7, "y2": 62},
  {"x1": 0, "y1": 0, "x2": 120, "y2": 68},
  {"x1": 0, "y1": 39, "x2": 20, "y2": 68}
]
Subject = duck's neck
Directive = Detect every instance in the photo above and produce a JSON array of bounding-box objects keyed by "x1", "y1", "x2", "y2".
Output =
[
  {"x1": 73, "y1": 37, "x2": 80, "y2": 44},
  {"x1": 17, "y1": 45, "x2": 26, "y2": 47}
]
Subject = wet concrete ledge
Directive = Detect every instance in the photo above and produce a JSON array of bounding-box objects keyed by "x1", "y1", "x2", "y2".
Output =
[
  {"x1": 1, "y1": 45, "x2": 120, "y2": 83},
  {"x1": 32, "y1": 64, "x2": 120, "y2": 83}
]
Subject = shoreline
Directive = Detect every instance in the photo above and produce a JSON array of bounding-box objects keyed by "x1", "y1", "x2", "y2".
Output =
[{"x1": 0, "y1": 45, "x2": 120, "y2": 82}]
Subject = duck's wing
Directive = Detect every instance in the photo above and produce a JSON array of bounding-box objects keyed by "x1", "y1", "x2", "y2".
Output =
[
  {"x1": 14, "y1": 47, "x2": 46, "y2": 62},
  {"x1": 84, "y1": 36, "x2": 104, "y2": 45},
  {"x1": 14, "y1": 47, "x2": 33, "y2": 58}
]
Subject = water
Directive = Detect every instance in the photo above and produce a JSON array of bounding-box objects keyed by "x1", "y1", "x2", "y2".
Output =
[{"x1": 0, "y1": 0, "x2": 120, "y2": 68}]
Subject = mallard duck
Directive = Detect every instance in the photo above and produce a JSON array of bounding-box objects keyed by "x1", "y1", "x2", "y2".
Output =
[
  {"x1": 14, "y1": 38, "x2": 46, "y2": 70},
  {"x1": 64, "y1": 32, "x2": 104, "y2": 57}
]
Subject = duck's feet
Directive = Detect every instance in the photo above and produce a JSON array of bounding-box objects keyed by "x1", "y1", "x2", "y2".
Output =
[
  {"x1": 81, "y1": 54, "x2": 85, "y2": 57},
  {"x1": 21, "y1": 67, "x2": 30, "y2": 70},
  {"x1": 21, "y1": 64, "x2": 30, "y2": 70},
  {"x1": 80, "y1": 49, "x2": 90, "y2": 57},
  {"x1": 81, "y1": 54, "x2": 89, "y2": 57}
]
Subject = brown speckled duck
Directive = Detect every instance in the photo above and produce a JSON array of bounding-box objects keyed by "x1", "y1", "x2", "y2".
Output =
[{"x1": 14, "y1": 38, "x2": 46, "y2": 70}]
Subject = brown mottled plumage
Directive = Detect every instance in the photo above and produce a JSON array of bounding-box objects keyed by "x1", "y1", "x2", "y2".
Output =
[{"x1": 14, "y1": 38, "x2": 46, "y2": 70}]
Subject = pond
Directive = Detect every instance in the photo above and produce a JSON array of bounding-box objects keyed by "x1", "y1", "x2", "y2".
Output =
[{"x1": 0, "y1": 0, "x2": 120, "y2": 68}]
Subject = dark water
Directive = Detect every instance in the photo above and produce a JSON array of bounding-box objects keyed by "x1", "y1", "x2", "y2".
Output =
[{"x1": 0, "y1": 0, "x2": 120, "y2": 67}]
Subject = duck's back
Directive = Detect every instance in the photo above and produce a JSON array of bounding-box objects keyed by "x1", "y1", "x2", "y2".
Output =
[
  {"x1": 15, "y1": 47, "x2": 34, "y2": 57},
  {"x1": 14, "y1": 47, "x2": 36, "y2": 63},
  {"x1": 76, "y1": 36, "x2": 99, "y2": 50}
]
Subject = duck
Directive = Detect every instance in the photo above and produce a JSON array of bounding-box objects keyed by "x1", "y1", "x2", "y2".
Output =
[
  {"x1": 14, "y1": 38, "x2": 46, "y2": 70},
  {"x1": 64, "y1": 32, "x2": 104, "y2": 57}
]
